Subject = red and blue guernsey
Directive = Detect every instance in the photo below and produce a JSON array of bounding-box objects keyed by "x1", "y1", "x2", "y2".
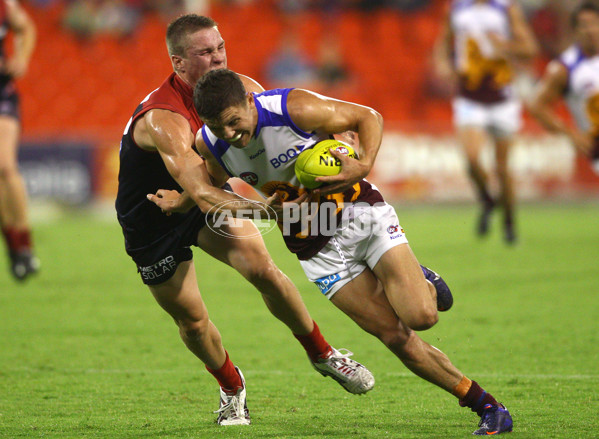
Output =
[
  {"x1": 116, "y1": 73, "x2": 204, "y2": 251},
  {"x1": 200, "y1": 88, "x2": 384, "y2": 260}
]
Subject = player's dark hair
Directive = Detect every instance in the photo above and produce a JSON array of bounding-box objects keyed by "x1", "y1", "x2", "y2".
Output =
[
  {"x1": 166, "y1": 14, "x2": 218, "y2": 56},
  {"x1": 571, "y1": 1, "x2": 599, "y2": 28},
  {"x1": 194, "y1": 69, "x2": 247, "y2": 121}
]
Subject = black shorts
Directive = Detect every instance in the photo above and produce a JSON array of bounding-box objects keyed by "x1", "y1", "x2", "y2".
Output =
[
  {"x1": 122, "y1": 207, "x2": 208, "y2": 286},
  {"x1": 0, "y1": 78, "x2": 20, "y2": 120}
]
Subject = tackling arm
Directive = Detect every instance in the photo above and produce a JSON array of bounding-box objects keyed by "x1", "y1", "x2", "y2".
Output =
[{"x1": 144, "y1": 109, "x2": 271, "y2": 216}]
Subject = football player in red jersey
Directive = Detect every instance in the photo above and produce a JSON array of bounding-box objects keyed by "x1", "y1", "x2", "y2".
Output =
[
  {"x1": 0, "y1": 0, "x2": 37, "y2": 280},
  {"x1": 116, "y1": 15, "x2": 374, "y2": 426}
]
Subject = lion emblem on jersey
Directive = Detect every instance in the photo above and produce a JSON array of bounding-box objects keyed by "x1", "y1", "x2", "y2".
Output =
[{"x1": 463, "y1": 37, "x2": 513, "y2": 91}]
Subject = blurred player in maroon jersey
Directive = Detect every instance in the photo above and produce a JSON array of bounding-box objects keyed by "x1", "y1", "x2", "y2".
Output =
[
  {"x1": 0, "y1": 0, "x2": 37, "y2": 280},
  {"x1": 434, "y1": 0, "x2": 538, "y2": 244}
]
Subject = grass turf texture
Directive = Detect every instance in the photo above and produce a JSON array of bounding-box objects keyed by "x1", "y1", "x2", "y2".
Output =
[{"x1": 1, "y1": 203, "x2": 598, "y2": 438}]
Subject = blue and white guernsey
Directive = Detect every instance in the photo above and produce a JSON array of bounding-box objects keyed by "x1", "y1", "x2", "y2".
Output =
[
  {"x1": 559, "y1": 45, "x2": 599, "y2": 136},
  {"x1": 201, "y1": 88, "x2": 384, "y2": 259}
]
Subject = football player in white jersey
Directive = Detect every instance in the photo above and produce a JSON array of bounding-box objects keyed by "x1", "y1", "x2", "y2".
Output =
[
  {"x1": 434, "y1": 0, "x2": 538, "y2": 243},
  {"x1": 149, "y1": 69, "x2": 515, "y2": 435},
  {"x1": 528, "y1": 1, "x2": 599, "y2": 175}
]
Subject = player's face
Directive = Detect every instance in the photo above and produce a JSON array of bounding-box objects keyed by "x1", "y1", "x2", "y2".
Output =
[
  {"x1": 575, "y1": 11, "x2": 599, "y2": 54},
  {"x1": 182, "y1": 27, "x2": 227, "y2": 85},
  {"x1": 204, "y1": 98, "x2": 256, "y2": 148}
]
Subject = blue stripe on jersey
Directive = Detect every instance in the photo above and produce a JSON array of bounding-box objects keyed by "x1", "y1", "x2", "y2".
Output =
[
  {"x1": 488, "y1": 0, "x2": 508, "y2": 12},
  {"x1": 559, "y1": 46, "x2": 586, "y2": 95},
  {"x1": 201, "y1": 127, "x2": 233, "y2": 177},
  {"x1": 452, "y1": 0, "x2": 473, "y2": 11},
  {"x1": 253, "y1": 88, "x2": 313, "y2": 139},
  {"x1": 561, "y1": 45, "x2": 586, "y2": 74}
]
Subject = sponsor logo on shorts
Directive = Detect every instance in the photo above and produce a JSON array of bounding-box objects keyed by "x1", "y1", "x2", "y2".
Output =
[
  {"x1": 387, "y1": 224, "x2": 405, "y2": 240},
  {"x1": 315, "y1": 273, "x2": 342, "y2": 295},
  {"x1": 139, "y1": 255, "x2": 177, "y2": 282}
]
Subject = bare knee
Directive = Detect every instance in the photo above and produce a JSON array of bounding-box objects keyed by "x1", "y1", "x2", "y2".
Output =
[
  {"x1": 405, "y1": 308, "x2": 438, "y2": 331},
  {"x1": 242, "y1": 255, "x2": 281, "y2": 288},
  {"x1": 178, "y1": 316, "x2": 211, "y2": 341}
]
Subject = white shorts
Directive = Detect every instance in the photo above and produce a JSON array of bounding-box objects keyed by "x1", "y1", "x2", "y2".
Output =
[
  {"x1": 453, "y1": 97, "x2": 522, "y2": 135},
  {"x1": 299, "y1": 203, "x2": 409, "y2": 299}
]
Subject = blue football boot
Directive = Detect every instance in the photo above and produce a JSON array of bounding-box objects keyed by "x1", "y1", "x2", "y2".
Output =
[
  {"x1": 473, "y1": 404, "x2": 513, "y2": 435},
  {"x1": 420, "y1": 265, "x2": 453, "y2": 312}
]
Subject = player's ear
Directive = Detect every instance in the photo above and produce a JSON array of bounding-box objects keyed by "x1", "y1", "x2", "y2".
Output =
[
  {"x1": 171, "y1": 54, "x2": 184, "y2": 72},
  {"x1": 246, "y1": 92, "x2": 254, "y2": 108}
]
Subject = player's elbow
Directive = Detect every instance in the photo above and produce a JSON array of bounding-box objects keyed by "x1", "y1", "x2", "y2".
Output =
[
  {"x1": 525, "y1": 96, "x2": 543, "y2": 120},
  {"x1": 372, "y1": 109, "x2": 383, "y2": 128}
]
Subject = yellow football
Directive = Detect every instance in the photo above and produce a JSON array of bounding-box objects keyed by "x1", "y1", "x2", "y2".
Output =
[{"x1": 294, "y1": 139, "x2": 357, "y2": 189}]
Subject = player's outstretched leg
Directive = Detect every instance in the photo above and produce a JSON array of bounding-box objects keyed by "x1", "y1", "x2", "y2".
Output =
[
  {"x1": 198, "y1": 223, "x2": 375, "y2": 395},
  {"x1": 310, "y1": 348, "x2": 375, "y2": 394},
  {"x1": 420, "y1": 265, "x2": 453, "y2": 312},
  {"x1": 213, "y1": 367, "x2": 250, "y2": 426}
]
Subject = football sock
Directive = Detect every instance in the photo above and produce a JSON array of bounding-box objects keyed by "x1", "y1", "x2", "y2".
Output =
[
  {"x1": 2, "y1": 226, "x2": 32, "y2": 253},
  {"x1": 455, "y1": 378, "x2": 499, "y2": 416},
  {"x1": 293, "y1": 320, "x2": 332, "y2": 363},
  {"x1": 205, "y1": 351, "x2": 243, "y2": 395}
]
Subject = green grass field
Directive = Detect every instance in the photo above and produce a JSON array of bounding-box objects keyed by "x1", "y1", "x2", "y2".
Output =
[{"x1": 1, "y1": 203, "x2": 598, "y2": 438}]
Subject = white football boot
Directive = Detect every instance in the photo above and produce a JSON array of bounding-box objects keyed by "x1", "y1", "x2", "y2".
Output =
[
  {"x1": 312, "y1": 348, "x2": 375, "y2": 394},
  {"x1": 214, "y1": 367, "x2": 250, "y2": 426}
]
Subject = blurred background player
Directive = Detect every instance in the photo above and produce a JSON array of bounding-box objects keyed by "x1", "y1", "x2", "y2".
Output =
[
  {"x1": 0, "y1": 0, "x2": 37, "y2": 280},
  {"x1": 529, "y1": 1, "x2": 599, "y2": 175},
  {"x1": 434, "y1": 0, "x2": 538, "y2": 244},
  {"x1": 116, "y1": 14, "x2": 373, "y2": 426}
]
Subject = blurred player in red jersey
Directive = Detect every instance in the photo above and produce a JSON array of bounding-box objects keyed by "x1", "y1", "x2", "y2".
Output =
[
  {"x1": 529, "y1": 1, "x2": 599, "y2": 175},
  {"x1": 116, "y1": 14, "x2": 373, "y2": 426},
  {"x1": 0, "y1": 0, "x2": 37, "y2": 280},
  {"x1": 434, "y1": 0, "x2": 538, "y2": 244}
]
